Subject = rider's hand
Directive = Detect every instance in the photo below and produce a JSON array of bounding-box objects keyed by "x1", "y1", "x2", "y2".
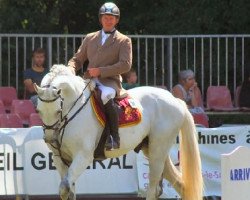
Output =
[
  {"x1": 88, "y1": 68, "x2": 101, "y2": 77},
  {"x1": 83, "y1": 71, "x2": 91, "y2": 79}
]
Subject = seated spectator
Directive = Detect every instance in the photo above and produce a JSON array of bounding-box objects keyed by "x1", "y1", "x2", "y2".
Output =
[
  {"x1": 23, "y1": 48, "x2": 49, "y2": 107},
  {"x1": 239, "y1": 72, "x2": 250, "y2": 108},
  {"x1": 172, "y1": 69, "x2": 205, "y2": 115},
  {"x1": 122, "y1": 68, "x2": 140, "y2": 90}
]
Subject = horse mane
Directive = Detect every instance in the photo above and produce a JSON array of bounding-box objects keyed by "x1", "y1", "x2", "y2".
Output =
[{"x1": 42, "y1": 64, "x2": 73, "y2": 86}]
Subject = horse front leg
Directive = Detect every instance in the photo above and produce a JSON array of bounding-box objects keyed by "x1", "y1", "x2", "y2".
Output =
[
  {"x1": 53, "y1": 154, "x2": 68, "y2": 178},
  {"x1": 59, "y1": 151, "x2": 93, "y2": 200}
]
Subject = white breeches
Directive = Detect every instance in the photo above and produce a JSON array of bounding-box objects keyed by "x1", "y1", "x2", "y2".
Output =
[{"x1": 93, "y1": 78, "x2": 116, "y2": 105}]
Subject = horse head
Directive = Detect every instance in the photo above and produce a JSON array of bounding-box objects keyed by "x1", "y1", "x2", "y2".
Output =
[
  {"x1": 34, "y1": 83, "x2": 65, "y2": 143},
  {"x1": 34, "y1": 64, "x2": 93, "y2": 144}
]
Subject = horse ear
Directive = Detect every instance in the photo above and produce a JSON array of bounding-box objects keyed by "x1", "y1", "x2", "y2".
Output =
[
  {"x1": 52, "y1": 88, "x2": 61, "y2": 97},
  {"x1": 57, "y1": 89, "x2": 61, "y2": 95},
  {"x1": 34, "y1": 83, "x2": 44, "y2": 96}
]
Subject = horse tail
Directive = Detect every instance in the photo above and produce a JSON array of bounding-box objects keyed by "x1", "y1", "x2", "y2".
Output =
[{"x1": 179, "y1": 101, "x2": 203, "y2": 200}]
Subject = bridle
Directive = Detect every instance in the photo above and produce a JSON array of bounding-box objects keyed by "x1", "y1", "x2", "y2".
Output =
[
  {"x1": 39, "y1": 81, "x2": 91, "y2": 130},
  {"x1": 38, "y1": 85, "x2": 64, "y2": 132},
  {"x1": 38, "y1": 81, "x2": 92, "y2": 162}
]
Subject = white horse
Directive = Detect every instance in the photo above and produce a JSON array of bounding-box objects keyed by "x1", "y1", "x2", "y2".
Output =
[{"x1": 35, "y1": 64, "x2": 203, "y2": 200}]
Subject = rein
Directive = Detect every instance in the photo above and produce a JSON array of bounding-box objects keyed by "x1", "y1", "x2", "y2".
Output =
[{"x1": 39, "y1": 80, "x2": 92, "y2": 165}]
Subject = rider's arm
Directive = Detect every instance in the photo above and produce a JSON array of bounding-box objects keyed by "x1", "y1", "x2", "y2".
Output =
[
  {"x1": 68, "y1": 35, "x2": 89, "y2": 73},
  {"x1": 98, "y1": 37, "x2": 132, "y2": 78}
]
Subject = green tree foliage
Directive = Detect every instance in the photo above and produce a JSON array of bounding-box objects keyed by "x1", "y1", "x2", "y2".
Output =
[{"x1": 1, "y1": 0, "x2": 250, "y2": 34}]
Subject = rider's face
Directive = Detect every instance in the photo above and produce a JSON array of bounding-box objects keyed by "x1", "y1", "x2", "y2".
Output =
[{"x1": 100, "y1": 15, "x2": 119, "y2": 32}]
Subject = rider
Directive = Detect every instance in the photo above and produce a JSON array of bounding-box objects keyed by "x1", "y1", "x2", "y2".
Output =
[{"x1": 68, "y1": 2, "x2": 132, "y2": 150}]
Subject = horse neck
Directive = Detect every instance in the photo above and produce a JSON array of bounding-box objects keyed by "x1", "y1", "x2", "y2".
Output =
[
  {"x1": 61, "y1": 79, "x2": 91, "y2": 115},
  {"x1": 73, "y1": 79, "x2": 91, "y2": 99}
]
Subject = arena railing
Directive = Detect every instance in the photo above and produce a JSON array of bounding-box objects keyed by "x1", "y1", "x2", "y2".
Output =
[{"x1": 0, "y1": 34, "x2": 249, "y2": 103}]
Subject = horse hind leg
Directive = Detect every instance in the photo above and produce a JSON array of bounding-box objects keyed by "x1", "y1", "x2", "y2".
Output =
[
  {"x1": 142, "y1": 146, "x2": 164, "y2": 198},
  {"x1": 146, "y1": 141, "x2": 168, "y2": 200},
  {"x1": 162, "y1": 155, "x2": 183, "y2": 196}
]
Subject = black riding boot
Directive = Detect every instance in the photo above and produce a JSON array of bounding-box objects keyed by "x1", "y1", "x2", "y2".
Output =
[{"x1": 104, "y1": 99, "x2": 120, "y2": 150}]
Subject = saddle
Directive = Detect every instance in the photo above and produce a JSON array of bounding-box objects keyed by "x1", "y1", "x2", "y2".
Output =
[
  {"x1": 91, "y1": 88, "x2": 142, "y2": 127},
  {"x1": 91, "y1": 88, "x2": 142, "y2": 160}
]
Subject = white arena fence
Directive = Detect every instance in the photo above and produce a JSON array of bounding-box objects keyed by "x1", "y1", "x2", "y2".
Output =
[
  {"x1": 1, "y1": 125, "x2": 250, "y2": 198},
  {"x1": 0, "y1": 34, "x2": 250, "y2": 100}
]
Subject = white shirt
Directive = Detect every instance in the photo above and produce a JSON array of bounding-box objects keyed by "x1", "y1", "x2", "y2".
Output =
[{"x1": 101, "y1": 30, "x2": 111, "y2": 45}]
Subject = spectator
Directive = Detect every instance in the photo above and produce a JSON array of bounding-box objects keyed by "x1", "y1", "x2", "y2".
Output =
[
  {"x1": 239, "y1": 72, "x2": 250, "y2": 108},
  {"x1": 23, "y1": 48, "x2": 49, "y2": 107},
  {"x1": 122, "y1": 68, "x2": 139, "y2": 90},
  {"x1": 172, "y1": 69, "x2": 205, "y2": 114}
]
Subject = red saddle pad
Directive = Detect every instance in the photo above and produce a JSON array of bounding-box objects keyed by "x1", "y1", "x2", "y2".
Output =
[{"x1": 90, "y1": 95, "x2": 142, "y2": 127}]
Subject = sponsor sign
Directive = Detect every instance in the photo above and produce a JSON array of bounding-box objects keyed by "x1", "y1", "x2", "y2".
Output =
[
  {"x1": 137, "y1": 126, "x2": 250, "y2": 198},
  {"x1": 1, "y1": 125, "x2": 250, "y2": 197},
  {"x1": 221, "y1": 146, "x2": 250, "y2": 200},
  {"x1": 0, "y1": 127, "x2": 138, "y2": 195}
]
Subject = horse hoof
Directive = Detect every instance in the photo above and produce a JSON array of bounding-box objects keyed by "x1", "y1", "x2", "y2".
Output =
[
  {"x1": 59, "y1": 179, "x2": 70, "y2": 200},
  {"x1": 68, "y1": 191, "x2": 76, "y2": 200}
]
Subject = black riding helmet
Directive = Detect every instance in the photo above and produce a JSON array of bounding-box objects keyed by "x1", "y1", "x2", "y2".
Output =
[{"x1": 99, "y1": 2, "x2": 120, "y2": 18}]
